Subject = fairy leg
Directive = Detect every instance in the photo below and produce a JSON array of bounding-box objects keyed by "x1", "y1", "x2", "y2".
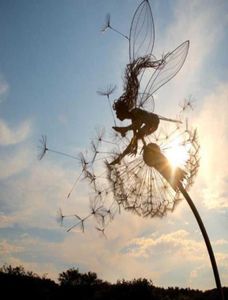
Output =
[{"x1": 109, "y1": 136, "x2": 138, "y2": 165}]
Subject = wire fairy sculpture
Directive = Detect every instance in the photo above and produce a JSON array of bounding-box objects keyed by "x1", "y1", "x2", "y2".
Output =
[
  {"x1": 103, "y1": 0, "x2": 190, "y2": 165},
  {"x1": 39, "y1": 1, "x2": 224, "y2": 298}
]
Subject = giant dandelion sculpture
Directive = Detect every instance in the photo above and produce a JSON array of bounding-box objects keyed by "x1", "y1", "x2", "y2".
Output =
[{"x1": 39, "y1": 1, "x2": 224, "y2": 299}]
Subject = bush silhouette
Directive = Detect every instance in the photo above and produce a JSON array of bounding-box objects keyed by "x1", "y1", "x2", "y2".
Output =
[{"x1": 0, "y1": 264, "x2": 227, "y2": 299}]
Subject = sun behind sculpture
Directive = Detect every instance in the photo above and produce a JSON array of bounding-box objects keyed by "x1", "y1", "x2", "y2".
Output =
[{"x1": 105, "y1": 117, "x2": 200, "y2": 219}]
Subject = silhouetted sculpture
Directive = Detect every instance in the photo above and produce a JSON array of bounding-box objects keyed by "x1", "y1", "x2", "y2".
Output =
[{"x1": 38, "y1": 1, "x2": 224, "y2": 298}]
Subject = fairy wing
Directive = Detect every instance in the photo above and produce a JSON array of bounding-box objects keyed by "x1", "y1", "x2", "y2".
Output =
[
  {"x1": 129, "y1": 0, "x2": 155, "y2": 62},
  {"x1": 138, "y1": 40, "x2": 190, "y2": 109}
]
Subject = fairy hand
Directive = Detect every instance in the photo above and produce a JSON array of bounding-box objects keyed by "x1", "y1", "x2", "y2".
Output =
[{"x1": 112, "y1": 126, "x2": 127, "y2": 137}]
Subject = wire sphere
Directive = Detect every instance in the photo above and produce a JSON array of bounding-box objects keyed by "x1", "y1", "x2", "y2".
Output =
[
  {"x1": 106, "y1": 121, "x2": 199, "y2": 218},
  {"x1": 68, "y1": 116, "x2": 200, "y2": 231}
]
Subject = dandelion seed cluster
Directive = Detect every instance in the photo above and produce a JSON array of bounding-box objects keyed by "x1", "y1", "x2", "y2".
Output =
[
  {"x1": 51, "y1": 112, "x2": 200, "y2": 233},
  {"x1": 106, "y1": 118, "x2": 200, "y2": 219}
]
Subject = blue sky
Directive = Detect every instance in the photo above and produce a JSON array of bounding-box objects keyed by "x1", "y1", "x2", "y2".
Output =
[{"x1": 0, "y1": 0, "x2": 227, "y2": 290}]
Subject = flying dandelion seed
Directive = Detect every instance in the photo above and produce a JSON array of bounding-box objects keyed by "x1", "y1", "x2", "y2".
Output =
[
  {"x1": 179, "y1": 96, "x2": 195, "y2": 114},
  {"x1": 100, "y1": 13, "x2": 111, "y2": 33},
  {"x1": 37, "y1": 135, "x2": 48, "y2": 160},
  {"x1": 38, "y1": 135, "x2": 80, "y2": 161},
  {"x1": 97, "y1": 85, "x2": 117, "y2": 126},
  {"x1": 101, "y1": 13, "x2": 128, "y2": 40},
  {"x1": 56, "y1": 208, "x2": 64, "y2": 226}
]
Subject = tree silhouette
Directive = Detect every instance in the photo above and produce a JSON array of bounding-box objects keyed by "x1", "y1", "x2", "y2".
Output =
[
  {"x1": 1, "y1": 264, "x2": 227, "y2": 299},
  {"x1": 58, "y1": 267, "x2": 103, "y2": 287}
]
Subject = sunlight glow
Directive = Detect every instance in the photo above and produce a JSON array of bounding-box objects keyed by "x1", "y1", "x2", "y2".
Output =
[{"x1": 165, "y1": 138, "x2": 189, "y2": 168}]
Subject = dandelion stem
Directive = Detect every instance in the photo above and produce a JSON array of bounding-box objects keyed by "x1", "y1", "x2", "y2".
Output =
[
  {"x1": 107, "y1": 95, "x2": 117, "y2": 127},
  {"x1": 178, "y1": 183, "x2": 224, "y2": 300},
  {"x1": 67, "y1": 171, "x2": 83, "y2": 199},
  {"x1": 48, "y1": 148, "x2": 80, "y2": 160}
]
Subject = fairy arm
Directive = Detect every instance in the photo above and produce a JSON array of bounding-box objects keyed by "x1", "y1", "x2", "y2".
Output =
[{"x1": 112, "y1": 123, "x2": 137, "y2": 137}]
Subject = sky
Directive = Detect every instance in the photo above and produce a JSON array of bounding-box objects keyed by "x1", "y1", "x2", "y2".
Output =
[{"x1": 0, "y1": 0, "x2": 228, "y2": 291}]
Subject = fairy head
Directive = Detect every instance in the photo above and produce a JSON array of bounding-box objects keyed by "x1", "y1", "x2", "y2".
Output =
[{"x1": 113, "y1": 99, "x2": 131, "y2": 121}]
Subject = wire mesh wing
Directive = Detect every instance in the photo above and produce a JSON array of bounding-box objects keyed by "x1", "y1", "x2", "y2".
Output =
[
  {"x1": 138, "y1": 40, "x2": 190, "y2": 109},
  {"x1": 129, "y1": 0, "x2": 155, "y2": 62}
]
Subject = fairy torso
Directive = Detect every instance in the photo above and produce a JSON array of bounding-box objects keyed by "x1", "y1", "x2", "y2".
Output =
[{"x1": 130, "y1": 108, "x2": 159, "y2": 129}]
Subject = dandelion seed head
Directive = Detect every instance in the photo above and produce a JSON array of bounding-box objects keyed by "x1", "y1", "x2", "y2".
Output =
[
  {"x1": 179, "y1": 96, "x2": 195, "y2": 114},
  {"x1": 106, "y1": 121, "x2": 200, "y2": 218}
]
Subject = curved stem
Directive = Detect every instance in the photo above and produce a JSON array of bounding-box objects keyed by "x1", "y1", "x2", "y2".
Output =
[{"x1": 178, "y1": 183, "x2": 224, "y2": 300}]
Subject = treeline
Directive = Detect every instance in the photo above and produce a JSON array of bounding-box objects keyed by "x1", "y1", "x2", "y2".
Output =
[{"x1": 0, "y1": 264, "x2": 226, "y2": 300}]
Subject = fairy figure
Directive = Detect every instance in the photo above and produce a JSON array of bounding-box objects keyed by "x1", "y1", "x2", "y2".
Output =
[{"x1": 102, "y1": 0, "x2": 190, "y2": 165}]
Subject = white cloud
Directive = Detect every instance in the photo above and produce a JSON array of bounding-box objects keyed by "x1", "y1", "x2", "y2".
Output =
[
  {"x1": 0, "y1": 147, "x2": 32, "y2": 179},
  {"x1": 0, "y1": 214, "x2": 17, "y2": 229},
  {"x1": 196, "y1": 83, "x2": 228, "y2": 209},
  {"x1": 0, "y1": 77, "x2": 9, "y2": 102},
  {"x1": 124, "y1": 229, "x2": 206, "y2": 261},
  {"x1": 0, "y1": 240, "x2": 23, "y2": 255},
  {"x1": 0, "y1": 152, "x2": 85, "y2": 230},
  {"x1": 0, "y1": 235, "x2": 62, "y2": 280},
  {"x1": 0, "y1": 119, "x2": 31, "y2": 146},
  {"x1": 0, "y1": 81, "x2": 9, "y2": 96},
  {"x1": 121, "y1": 229, "x2": 227, "y2": 289},
  {"x1": 214, "y1": 239, "x2": 228, "y2": 246},
  {"x1": 160, "y1": 0, "x2": 225, "y2": 70}
]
